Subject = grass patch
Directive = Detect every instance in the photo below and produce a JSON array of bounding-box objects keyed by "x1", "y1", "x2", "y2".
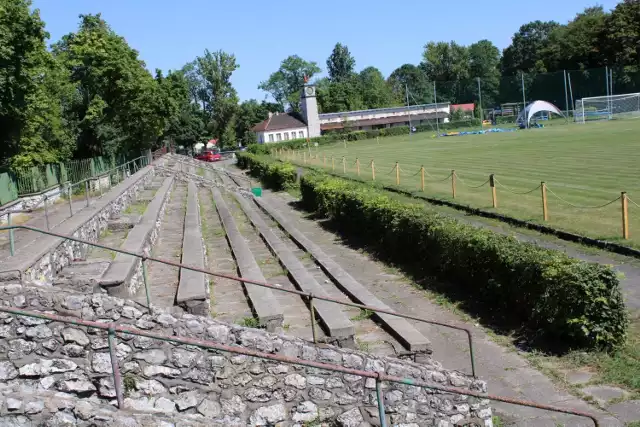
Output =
[
  {"x1": 124, "y1": 202, "x2": 148, "y2": 215},
  {"x1": 238, "y1": 316, "x2": 261, "y2": 328},
  {"x1": 350, "y1": 309, "x2": 374, "y2": 321},
  {"x1": 356, "y1": 339, "x2": 371, "y2": 353}
]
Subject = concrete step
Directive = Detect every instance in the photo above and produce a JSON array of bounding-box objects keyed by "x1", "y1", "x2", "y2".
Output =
[
  {"x1": 53, "y1": 259, "x2": 112, "y2": 293},
  {"x1": 211, "y1": 188, "x2": 284, "y2": 331}
]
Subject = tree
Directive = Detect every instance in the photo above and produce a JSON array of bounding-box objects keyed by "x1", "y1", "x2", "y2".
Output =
[
  {"x1": 501, "y1": 21, "x2": 560, "y2": 75},
  {"x1": 469, "y1": 40, "x2": 501, "y2": 107},
  {"x1": 358, "y1": 67, "x2": 396, "y2": 109},
  {"x1": 53, "y1": 14, "x2": 167, "y2": 158},
  {"x1": 0, "y1": 0, "x2": 74, "y2": 167},
  {"x1": 604, "y1": 0, "x2": 640, "y2": 70},
  {"x1": 423, "y1": 41, "x2": 471, "y2": 103},
  {"x1": 195, "y1": 49, "x2": 240, "y2": 148},
  {"x1": 327, "y1": 43, "x2": 356, "y2": 82},
  {"x1": 317, "y1": 76, "x2": 365, "y2": 113},
  {"x1": 258, "y1": 55, "x2": 321, "y2": 111},
  {"x1": 387, "y1": 64, "x2": 432, "y2": 105},
  {"x1": 235, "y1": 99, "x2": 283, "y2": 145}
]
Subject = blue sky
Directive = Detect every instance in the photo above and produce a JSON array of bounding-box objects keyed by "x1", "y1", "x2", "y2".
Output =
[{"x1": 32, "y1": 0, "x2": 620, "y2": 101}]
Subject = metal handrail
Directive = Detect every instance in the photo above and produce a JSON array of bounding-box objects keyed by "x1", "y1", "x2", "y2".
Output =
[
  {"x1": 0, "y1": 224, "x2": 477, "y2": 377},
  {"x1": 0, "y1": 304, "x2": 601, "y2": 426}
]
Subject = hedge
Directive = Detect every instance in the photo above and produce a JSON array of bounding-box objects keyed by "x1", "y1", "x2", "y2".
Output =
[
  {"x1": 236, "y1": 152, "x2": 297, "y2": 191},
  {"x1": 236, "y1": 155, "x2": 628, "y2": 351}
]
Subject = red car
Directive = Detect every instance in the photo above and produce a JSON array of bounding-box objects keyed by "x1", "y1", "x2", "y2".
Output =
[{"x1": 196, "y1": 150, "x2": 221, "y2": 162}]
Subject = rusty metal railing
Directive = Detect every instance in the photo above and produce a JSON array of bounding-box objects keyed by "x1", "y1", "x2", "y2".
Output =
[
  {"x1": 0, "y1": 224, "x2": 478, "y2": 378},
  {"x1": 0, "y1": 305, "x2": 601, "y2": 427}
]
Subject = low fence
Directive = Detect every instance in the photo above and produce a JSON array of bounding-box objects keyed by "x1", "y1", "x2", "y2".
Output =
[
  {"x1": 0, "y1": 223, "x2": 602, "y2": 426},
  {"x1": 275, "y1": 148, "x2": 639, "y2": 243},
  {"x1": 0, "y1": 151, "x2": 153, "y2": 206}
]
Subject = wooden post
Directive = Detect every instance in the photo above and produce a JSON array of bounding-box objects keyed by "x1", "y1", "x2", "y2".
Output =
[
  {"x1": 356, "y1": 158, "x2": 360, "y2": 176},
  {"x1": 323, "y1": 153, "x2": 326, "y2": 166},
  {"x1": 451, "y1": 170, "x2": 456, "y2": 198},
  {"x1": 303, "y1": 152, "x2": 307, "y2": 164},
  {"x1": 371, "y1": 160, "x2": 375, "y2": 181},
  {"x1": 376, "y1": 136, "x2": 379, "y2": 145},
  {"x1": 622, "y1": 191, "x2": 629, "y2": 239},
  {"x1": 420, "y1": 166, "x2": 425, "y2": 192},
  {"x1": 332, "y1": 156, "x2": 335, "y2": 171},
  {"x1": 541, "y1": 182, "x2": 548, "y2": 221},
  {"x1": 490, "y1": 174, "x2": 497, "y2": 208},
  {"x1": 343, "y1": 140, "x2": 347, "y2": 149},
  {"x1": 342, "y1": 156, "x2": 346, "y2": 174},
  {"x1": 395, "y1": 162, "x2": 400, "y2": 185}
]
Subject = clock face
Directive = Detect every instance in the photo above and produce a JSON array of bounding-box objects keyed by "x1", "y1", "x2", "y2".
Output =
[{"x1": 305, "y1": 86, "x2": 315, "y2": 96}]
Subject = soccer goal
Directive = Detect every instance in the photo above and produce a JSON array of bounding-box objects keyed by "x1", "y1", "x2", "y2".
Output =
[{"x1": 575, "y1": 93, "x2": 640, "y2": 123}]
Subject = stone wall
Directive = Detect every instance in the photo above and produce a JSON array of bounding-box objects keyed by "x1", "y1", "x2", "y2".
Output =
[
  {"x1": 21, "y1": 169, "x2": 155, "y2": 285},
  {"x1": 0, "y1": 285, "x2": 492, "y2": 426}
]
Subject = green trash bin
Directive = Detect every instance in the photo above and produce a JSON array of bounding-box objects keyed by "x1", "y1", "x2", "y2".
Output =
[{"x1": 251, "y1": 187, "x2": 262, "y2": 197}]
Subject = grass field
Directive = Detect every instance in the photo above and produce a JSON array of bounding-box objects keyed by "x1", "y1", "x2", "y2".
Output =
[{"x1": 283, "y1": 120, "x2": 640, "y2": 247}]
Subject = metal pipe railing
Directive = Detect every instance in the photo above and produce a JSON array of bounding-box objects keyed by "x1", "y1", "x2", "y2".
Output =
[
  {"x1": 0, "y1": 224, "x2": 475, "y2": 377},
  {"x1": 0, "y1": 305, "x2": 600, "y2": 427}
]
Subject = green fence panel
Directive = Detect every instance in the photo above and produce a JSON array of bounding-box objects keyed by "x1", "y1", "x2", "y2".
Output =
[
  {"x1": 0, "y1": 173, "x2": 18, "y2": 205},
  {"x1": 45, "y1": 165, "x2": 59, "y2": 189}
]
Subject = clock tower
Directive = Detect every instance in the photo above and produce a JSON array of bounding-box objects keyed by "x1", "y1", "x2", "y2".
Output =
[{"x1": 300, "y1": 84, "x2": 321, "y2": 138}]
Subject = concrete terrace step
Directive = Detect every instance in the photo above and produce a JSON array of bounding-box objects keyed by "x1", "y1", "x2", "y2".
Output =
[
  {"x1": 99, "y1": 176, "x2": 174, "y2": 297},
  {"x1": 176, "y1": 180, "x2": 208, "y2": 315},
  {"x1": 232, "y1": 191, "x2": 355, "y2": 345},
  {"x1": 253, "y1": 196, "x2": 431, "y2": 354},
  {"x1": 211, "y1": 187, "x2": 284, "y2": 331}
]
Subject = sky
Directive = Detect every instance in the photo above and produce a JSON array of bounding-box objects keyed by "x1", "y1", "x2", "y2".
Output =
[{"x1": 32, "y1": 0, "x2": 621, "y2": 102}]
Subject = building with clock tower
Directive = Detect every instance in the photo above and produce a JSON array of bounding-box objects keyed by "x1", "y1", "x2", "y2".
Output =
[{"x1": 300, "y1": 84, "x2": 321, "y2": 138}]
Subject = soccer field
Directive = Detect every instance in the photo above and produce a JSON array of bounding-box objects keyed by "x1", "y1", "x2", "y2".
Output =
[{"x1": 287, "y1": 120, "x2": 640, "y2": 247}]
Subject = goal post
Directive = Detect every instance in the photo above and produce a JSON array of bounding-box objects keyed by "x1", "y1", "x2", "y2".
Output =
[{"x1": 575, "y1": 93, "x2": 640, "y2": 123}]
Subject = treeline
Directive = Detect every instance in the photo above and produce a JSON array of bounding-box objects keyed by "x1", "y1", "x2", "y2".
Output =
[
  {"x1": 259, "y1": 1, "x2": 640, "y2": 113},
  {"x1": 0, "y1": 0, "x2": 268, "y2": 169}
]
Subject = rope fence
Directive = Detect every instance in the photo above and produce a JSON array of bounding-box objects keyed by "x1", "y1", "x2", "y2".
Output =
[{"x1": 273, "y1": 148, "x2": 637, "y2": 240}]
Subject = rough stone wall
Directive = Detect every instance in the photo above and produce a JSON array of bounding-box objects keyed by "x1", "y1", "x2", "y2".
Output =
[
  {"x1": 0, "y1": 285, "x2": 492, "y2": 427},
  {"x1": 19, "y1": 185, "x2": 64, "y2": 211},
  {"x1": 22, "y1": 169, "x2": 155, "y2": 285}
]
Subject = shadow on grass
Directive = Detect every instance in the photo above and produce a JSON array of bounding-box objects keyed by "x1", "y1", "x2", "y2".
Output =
[{"x1": 286, "y1": 199, "x2": 591, "y2": 355}]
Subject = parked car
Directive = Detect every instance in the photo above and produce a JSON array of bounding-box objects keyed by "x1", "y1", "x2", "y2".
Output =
[{"x1": 195, "y1": 150, "x2": 221, "y2": 162}]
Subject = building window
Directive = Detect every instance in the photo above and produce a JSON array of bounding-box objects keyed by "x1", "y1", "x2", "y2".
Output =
[
  {"x1": 276, "y1": 133, "x2": 282, "y2": 141},
  {"x1": 284, "y1": 132, "x2": 289, "y2": 140},
  {"x1": 291, "y1": 132, "x2": 296, "y2": 139},
  {"x1": 268, "y1": 134, "x2": 274, "y2": 142},
  {"x1": 298, "y1": 131, "x2": 304, "y2": 138}
]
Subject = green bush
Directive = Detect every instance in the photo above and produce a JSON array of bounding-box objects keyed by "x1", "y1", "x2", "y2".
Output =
[
  {"x1": 236, "y1": 153, "x2": 296, "y2": 191},
  {"x1": 300, "y1": 173, "x2": 628, "y2": 351}
]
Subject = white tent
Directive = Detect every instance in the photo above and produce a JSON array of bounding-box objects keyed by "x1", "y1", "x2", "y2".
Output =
[{"x1": 517, "y1": 100, "x2": 565, "y2": 126}]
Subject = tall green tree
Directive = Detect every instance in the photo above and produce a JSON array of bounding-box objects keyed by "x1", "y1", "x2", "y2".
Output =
[
  {"x1": 258, "y1": 55, "x2": 321, "y2": 111},
  {"x1": 358, "y1": 66, "x2": 396, "y2": 109},
  {"x1": 53, "y1": 14, "x2": 166, "y2": 158},
  {"x1": 423, "y1": 41, "x2": 471, "y2": 102},
  {"x1": 0, "y1": 0, "x2": 74, "y2": 167},
  {"x1": 605, "y1": 0, "x2": 640, "y2": 70},
  {"x1": 469, "y1": 40, "x2": 501, "y2": 107},
  {"x1": 317, "y1": 76, "x2": 365, "y2": 113},
  {"x1": 194, "y1": 49, "x2": 240, "y2": 148},
  {"x1": 501, "y1": 21, "x2": 560, "y2": 75},
  {"x1": 326, "y1": 43, "x2": 356, "y2": 82},
  {"x1": 387, "y1": 64, "x2": 433, "y2": 104}
]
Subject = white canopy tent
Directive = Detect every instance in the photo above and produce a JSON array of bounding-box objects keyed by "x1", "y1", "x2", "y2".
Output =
[{"x1": 517, "y1": 100, "x2": 565, "y2": 126}]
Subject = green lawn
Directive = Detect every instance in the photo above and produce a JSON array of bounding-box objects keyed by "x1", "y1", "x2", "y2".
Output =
[{"x1": 282, "y1": 120, "x2": 640, "y2": 247}]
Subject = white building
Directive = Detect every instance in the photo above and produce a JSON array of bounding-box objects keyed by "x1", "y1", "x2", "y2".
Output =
[{"x1": 252, "y1": 83, "x2": 450, "y2": 143}]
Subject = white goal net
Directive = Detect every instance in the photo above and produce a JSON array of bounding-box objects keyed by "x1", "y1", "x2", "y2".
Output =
[{"x1": 575, "y1": 93, "x2": 640, "y2": 122}]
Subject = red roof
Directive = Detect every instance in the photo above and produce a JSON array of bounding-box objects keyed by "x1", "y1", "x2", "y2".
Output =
[
  {"x1": 251, "y1": 113, "x2": 307, "y2": 132},
  {"x1": 207, "y1": 139, "x2": 218, "y2": 145},
  {"x1": 451, "y1": 103, "x2": 475, "y2": 112}
]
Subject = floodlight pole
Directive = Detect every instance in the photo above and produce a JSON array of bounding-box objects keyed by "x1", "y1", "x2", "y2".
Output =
[
  {"x1": 521, "y1": 72, "x2": 527, "y2": 128},
  {"x1": 406, "y1": 84, "x2": 412, "y2": 138},
  {"x1": 434, "y1": 81, "x2": 440, "y2": 136},
  {"x1": 605, "y1": 66, "x2": 610, "y2": 118},
  {"x1": 563, "y1": 70, "x2": 569, "y2": 118},
  {"x1": 477, "y1": 77, "x2": 483, "y2": 131}
]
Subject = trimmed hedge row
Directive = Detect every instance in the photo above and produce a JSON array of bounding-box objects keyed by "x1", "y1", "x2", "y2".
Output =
[
  {"x1": 236, "y1": 152, "x2": 297, "y2": 191},
  {"x1": 237, "y1": 154, "x2": 628, "y2": 351}
]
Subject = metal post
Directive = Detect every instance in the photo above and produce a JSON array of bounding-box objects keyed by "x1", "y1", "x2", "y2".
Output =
[
  {"x1": 142, "y1": 249, "x2": 151, "y2": 309},
  {"x1": 605, "y1": 67, "x2": 610, "y2": 118},
  {"x1": 309, "y1": 295, "x2": 317, "y2": 344},
  {"x1": 433, "y1": 81, "x2": 440, "y2": 136},
  {"x1": 406, "y1": 83, "x2": 411, "y2": 137},
  {"x1": 477, "y1": 77, "x2": 483, "y2": 130},
  {"x1": 108, "y1": 327, "x2": 124, "y2": 409},
  {"x1": 375, "y1": 374, "x2": 387, "y2": 427},
  {"x1": 521, "y1": 72, "x2": 527, "y2": 128},
  {"x1": 563, "y1": 70, "x2": 570, "y2": 118},
  {"x1": 84, "y1": 180, "x2": 90, "y2": 207},
  {"x1": 42, "y1": 196, "x2": 50, "y2": 231},
  {"x1": 67, "y1": 184, "x2": 73, "y2": 217},
  {"x1": 8, "y1": 212, "x2": 15, "y2": 256}
]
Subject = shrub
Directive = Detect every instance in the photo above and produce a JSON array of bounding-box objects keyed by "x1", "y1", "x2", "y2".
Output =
[
  {"x1": 300, "y1": 173, "x2": 628, "y2": 351},
  {"x1": 236, "y1": 153, "x2": 296, "y2": 191}
]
